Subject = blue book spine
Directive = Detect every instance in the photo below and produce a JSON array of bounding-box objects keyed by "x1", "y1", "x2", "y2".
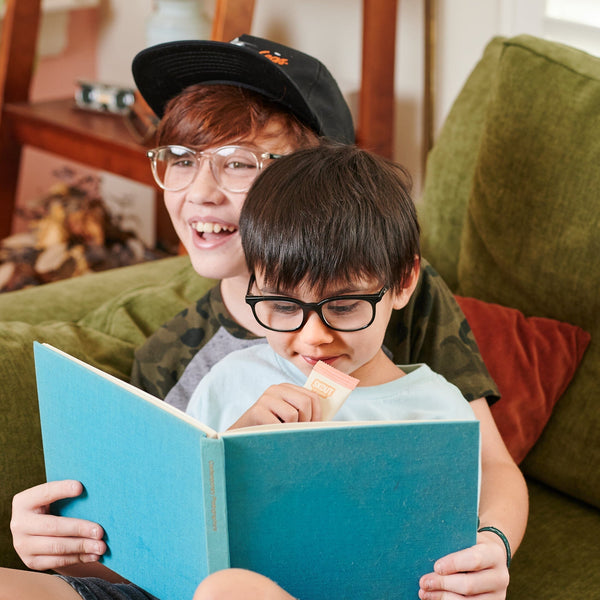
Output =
[{"x1": 200, "y1": 436, "x2": 230, "y2": 573}]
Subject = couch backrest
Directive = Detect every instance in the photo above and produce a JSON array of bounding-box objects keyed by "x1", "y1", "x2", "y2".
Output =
[
  {"x1": 420, "y1": 35, "x2": 600, "y2": 509},
  {"x1": 420, "y1": 37, "x2": 505, "y2": 291}
]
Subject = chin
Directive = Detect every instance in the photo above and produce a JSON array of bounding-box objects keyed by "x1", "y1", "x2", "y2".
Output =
[
  {"x1": 187, "y1": 255, "x2": 244, "y2": 282},
  {"x1": 290, "y1": 359, "x2": 313, "y2": 377},
  {"x1": 189, "y1": 260, "x2": 224, "y2": 280}
]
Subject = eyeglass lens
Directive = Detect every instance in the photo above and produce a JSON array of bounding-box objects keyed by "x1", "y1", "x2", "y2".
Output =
[
  {"x1": 253, "y1": 298, "x2": 376, "y2": 332},
  {"x1": 151, "y1": 146, "x2": 262, "y2": 193}
]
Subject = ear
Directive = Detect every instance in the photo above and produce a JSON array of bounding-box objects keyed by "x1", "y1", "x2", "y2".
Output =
[{"x1": 391, "y1": 257, "x2": 421, "y2": 310}]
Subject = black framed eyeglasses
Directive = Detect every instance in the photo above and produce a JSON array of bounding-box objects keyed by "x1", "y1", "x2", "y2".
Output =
[
  {"x1": 147, "y1": 145, "x2": 283, "y2": 193},
  {"x1": 245, "y1": 274, "x2": 389, "y2": 332}
]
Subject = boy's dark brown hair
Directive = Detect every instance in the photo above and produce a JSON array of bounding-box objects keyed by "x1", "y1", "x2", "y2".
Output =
[
  {"x1": 240, "y1": 143, "x2": 420, "y2": 295},
  {"x1": 158, "y1": 84, "x2": 319, "y2": 150}
]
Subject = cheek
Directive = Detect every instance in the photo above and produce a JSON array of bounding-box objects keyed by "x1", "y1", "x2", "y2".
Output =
[
  {"x1": 354, "y1": 312, "x2": 391, "y2": 351},
  {"x1": 264, "y1": 333, "x2": 293, "y2": 354},
  {"x1": 228, "y1": 191, "x2": 246, "y2": 216},
  {"x1": 163, "y1": 192, "x2": 183, "y2": 219},
  {"x1": 342, "y1": 330, "x2": 375, "y2": 355}
]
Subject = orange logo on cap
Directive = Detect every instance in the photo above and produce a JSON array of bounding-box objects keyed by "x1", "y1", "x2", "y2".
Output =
[{"x1": 259, "y1": 50, "x2": 288, "y2": 66}]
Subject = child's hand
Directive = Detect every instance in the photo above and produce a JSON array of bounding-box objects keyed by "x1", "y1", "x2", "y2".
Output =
[
  {"x1": 418, "y1": 530, "x2": 510, "y2": 599},
  {"x1": 11, "y1": 480, "x2": 106, "y2": 572},
  {"x1": 229, "y1": 383, "x2": 322, "y2": 429}
]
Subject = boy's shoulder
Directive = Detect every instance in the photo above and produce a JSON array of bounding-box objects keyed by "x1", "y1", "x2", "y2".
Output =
[
  {"x1": 132, "y1": 284, "x2": 259, "y2": 398},
  {"x1": 210, "y1": 341, "x2": 274, "y2": 368},
  {"x1": 206, "y1": 343, "x2": 302, "y2": 381}
]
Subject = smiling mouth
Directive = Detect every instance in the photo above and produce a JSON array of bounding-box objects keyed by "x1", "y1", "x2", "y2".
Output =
[
  {"x1": 192, "y1": 221, "x2": 237, "y2": 235},
  {"x1": 191, "y1": 221, "x2": 238, "y2": 240}
]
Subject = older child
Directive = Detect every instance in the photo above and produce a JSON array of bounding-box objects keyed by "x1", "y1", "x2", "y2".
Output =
[{"x1": 8, "y1": 36, "x2": 526, "y2": 600}]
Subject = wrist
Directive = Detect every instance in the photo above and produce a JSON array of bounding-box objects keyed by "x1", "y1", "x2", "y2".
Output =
[{"x1": 478, "y1": 525, "x2": 512, "y2": 568}]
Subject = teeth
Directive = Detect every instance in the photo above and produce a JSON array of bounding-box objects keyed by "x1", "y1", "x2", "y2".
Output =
[{"x1": 193, "y1": 222, "x2": 237, "y2": 234}]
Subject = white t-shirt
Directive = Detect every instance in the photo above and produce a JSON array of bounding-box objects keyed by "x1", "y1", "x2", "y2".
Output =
[{"x1": 186, "y1": 344, "x2": 476, "y2": 432}]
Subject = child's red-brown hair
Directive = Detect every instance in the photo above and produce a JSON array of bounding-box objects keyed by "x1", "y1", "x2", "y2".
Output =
[{"x1": 157, "y1": 84, "x2": 319, "y2": 149}]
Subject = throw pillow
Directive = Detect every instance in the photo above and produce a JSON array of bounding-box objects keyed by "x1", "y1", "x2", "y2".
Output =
[{"x1": 456, "y1": 296, "x2": 591, "y2": 464}]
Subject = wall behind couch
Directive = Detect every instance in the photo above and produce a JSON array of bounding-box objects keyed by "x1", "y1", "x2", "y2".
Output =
[{"x1": 94, "y1": 0, "x2": 600, "y2": 193}]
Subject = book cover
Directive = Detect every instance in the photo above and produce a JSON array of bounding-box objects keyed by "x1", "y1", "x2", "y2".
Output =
[{"x1": 35, "y1": 342, "x2": 480, "y2": 600}]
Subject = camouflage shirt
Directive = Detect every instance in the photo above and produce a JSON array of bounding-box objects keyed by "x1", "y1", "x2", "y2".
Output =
[{"x1": 130, "y1": 259, "x2": 499, "y2": 409}]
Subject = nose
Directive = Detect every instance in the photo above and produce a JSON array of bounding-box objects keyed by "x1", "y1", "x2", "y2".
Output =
[
  {"x1": 298, "y1": 311, "x2": 335, "y2": 346},
  {"x1": 186, "y1": 156, "x2": 225, "y2": 205}
]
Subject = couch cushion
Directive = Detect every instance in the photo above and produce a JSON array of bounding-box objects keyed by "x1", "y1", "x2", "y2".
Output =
[
  {"x1": 456, "y1": 296, "x2": 590, "y2": 464},
  {"x1": 457, "y1": 35, "x2": 600, "y2": 507},
  {"x1": 507, "y1": 478, "x2": 600, "y2": 599},
  {"x1": 419, "y1": 37, "x2": 504, "y2": 291},
  {"x1": 0, "y1": 256, "x2": 213, "y2": 568},
  {"x1": 0, "y1": 255, "x2": 193, "y2": 324}
]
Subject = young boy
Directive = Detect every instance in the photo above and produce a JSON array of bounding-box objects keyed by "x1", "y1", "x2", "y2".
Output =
[{"x1": 186, "y1": 142, "x2": 475, "y2": 432}]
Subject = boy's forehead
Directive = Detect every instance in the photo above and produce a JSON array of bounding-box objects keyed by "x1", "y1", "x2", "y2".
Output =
[
  {"x1": 177, "y1": 112, "x2": 301, "y2": 153},
  {"x1": 239, "y1": 120, "x2": 300, "y2": 152}
]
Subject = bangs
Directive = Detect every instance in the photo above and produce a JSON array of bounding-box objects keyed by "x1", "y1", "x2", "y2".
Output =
[
  {"x1": 241, "y1": 145, "x2": 420, "y2": 296},
  {"x1": 157, "y1": 84, "x2": 318, "y2": 149},
  {"x1": 251, "y1": 214, "x2": 392, "y2": 296}
]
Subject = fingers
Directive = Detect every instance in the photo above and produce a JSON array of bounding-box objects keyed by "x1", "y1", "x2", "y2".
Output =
[
  {"x1": 11, "y1": 480, "x2": 106, "y2": 572},
  {"x1": 265, "y1": 384, "x2": 322, "y2": 423},
  {"x1": 419, "y1": 569, "x2": 505, "y2": 599},
  {"x1": 13, "y1": 480, "x2": 83, "y2": 513},
  {"x1": 433, "y1": 542, "x2": 496, "y2": 575},
  {"x1": 16, "y1": 510, "x2": 105, "y2": 545},
  {"x1": 418, "y1": 542, "x2": 510, "y2": 599},
  {"x1": 14, "y1": 533, "x2": 107, "y2": 572},
  {"x1": 260, "y1": 384, "x2": 322, "y2": 423},
  {"x1": 229, "y1": 384, "x2": 322, "y2": 429}
]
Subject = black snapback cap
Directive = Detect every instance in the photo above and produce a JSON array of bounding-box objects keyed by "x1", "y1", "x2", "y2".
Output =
[{"x1": 132, "y1": 34, "x2": 355, "y2": 144}]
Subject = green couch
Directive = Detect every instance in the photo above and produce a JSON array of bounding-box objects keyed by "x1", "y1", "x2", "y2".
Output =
[
  {"x1": 420, "y1": 35, "x2": 599, "y2": 597},
  {"x1": 0, "y1": 34, "x2": 598, "y2": 598}
]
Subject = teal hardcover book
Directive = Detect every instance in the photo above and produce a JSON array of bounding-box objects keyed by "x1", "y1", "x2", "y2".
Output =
[{"x1": 35, "y1": 342, "x2": 480, "y2": 600}]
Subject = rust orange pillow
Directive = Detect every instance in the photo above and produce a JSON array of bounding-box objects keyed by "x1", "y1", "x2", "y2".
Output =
[{"x1": 455, "y1": 296, "x2": 591, "y2": 464}]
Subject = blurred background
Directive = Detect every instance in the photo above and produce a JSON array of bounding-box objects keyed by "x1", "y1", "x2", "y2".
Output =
[{"x1": 1, "y1": 0, "x2": 598, "y2": 288}]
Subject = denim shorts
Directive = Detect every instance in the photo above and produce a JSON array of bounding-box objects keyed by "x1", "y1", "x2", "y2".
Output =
[{"x1": 58, "y1": 576, "x2": 159, "y2": 600}]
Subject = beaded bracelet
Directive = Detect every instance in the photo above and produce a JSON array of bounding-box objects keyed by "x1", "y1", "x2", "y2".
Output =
[{"x1": 477, "y1": 526, "x2": 512, "y2": 568}]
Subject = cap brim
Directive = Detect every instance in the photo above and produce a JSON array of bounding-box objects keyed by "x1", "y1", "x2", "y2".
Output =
[{"x1": 132, "y1": 39, "x2": 320, "y2": 132}]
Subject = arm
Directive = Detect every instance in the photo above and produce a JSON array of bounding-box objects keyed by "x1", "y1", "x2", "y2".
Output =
[
  {"x1": 229, "y1": 383, "x2": 322, "y2": 429},
  {"x1": 419, "y1": 398, "x2": 529, "y2": 600},
  {"x1": 11, "y1": 480, "x2": 107, "y2": 574}
]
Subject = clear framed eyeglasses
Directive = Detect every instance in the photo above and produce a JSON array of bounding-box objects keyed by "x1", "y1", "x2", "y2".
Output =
[
  {"x1": 245, "y1": 274, "x2": 390, "y2": 333},
  {"x1": 146, "y1": 145, "x2": 283, "y2": 193}
]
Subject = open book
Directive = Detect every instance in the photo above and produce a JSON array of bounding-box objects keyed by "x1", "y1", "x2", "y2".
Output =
[{"x1": 34, "y1": 342, "x2": 480, "y2": 600}]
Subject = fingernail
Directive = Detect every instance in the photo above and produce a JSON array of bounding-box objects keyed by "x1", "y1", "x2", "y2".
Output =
[
  {"x1": 421, "y1": 578, "x2": 433, "y2": 591},
  {"x1": 434, "y1": 559, "x2": 448, "y2": 574},
  {"x1": 83, "y1": 554, "x2": 100, "y2": 563}
]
